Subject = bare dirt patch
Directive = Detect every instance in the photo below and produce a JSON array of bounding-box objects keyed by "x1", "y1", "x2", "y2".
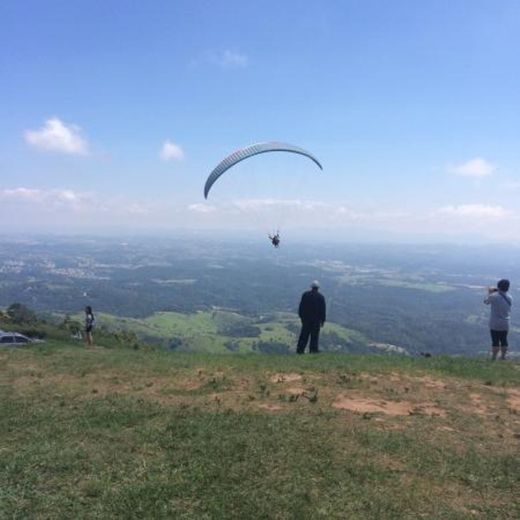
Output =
[
  {"x1": 469, "y1": 393, "x2": 489, "y2": 416},
  {"x1": 507, "y1": 389, "x2": 520, "y2": 412},
  {"x1": 286, "y1": 386, "x2": 306, "y2": 395},
  {"x1": 270, "y1": 373, "x2": 302, "y2": 383},
  {"x1": 439, "y1": 426, "x2": 456, "y2": 432},
  {"x1": 257, "y1": 403, "x2": 283, "y2": 412},
  {"x1": 332, "y1": 394, "x2": 447, "y2": 417},
  {"x1": 380, "y1": 372, "x2": 403, "y2": 383},
  {"x1": 332, "y1": 395, "x2": 412, "y2": 415},
  {"x1": 360, "y1": 373, "x2": 448, "y2": 391},
  {"x1": 415, "y1": 376, "x2": 447, "y2": 390},
  {"x1": 174, "y1": 378, "x2": 204, "y2": 391},
  {"x1": 409, "y1": 403, "x2": 447, "y2": 417},
  {"x1": 9, "y1": 375, "x2": 43, "y2": 388},
  {"x1": 374, "y1": 421, "x2": 407, "y2": 431}
]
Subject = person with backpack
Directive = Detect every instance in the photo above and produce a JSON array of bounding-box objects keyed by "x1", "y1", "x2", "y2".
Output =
[
  {"x1": 484, "y1": 279, "x2": 512, "y2": 360},
  {"x1": 84, "y1": 306, "x2": 95, "y2": 347}
]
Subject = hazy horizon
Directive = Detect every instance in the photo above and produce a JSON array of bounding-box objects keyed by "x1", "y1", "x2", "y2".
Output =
[{"x1": 2, "y1": 230, "x2": 520, "y2": 248}]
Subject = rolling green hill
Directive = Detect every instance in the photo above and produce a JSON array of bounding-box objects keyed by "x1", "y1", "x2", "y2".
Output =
[{"x1": 92, "y1": 310, "x2": 403, "y2": 355}]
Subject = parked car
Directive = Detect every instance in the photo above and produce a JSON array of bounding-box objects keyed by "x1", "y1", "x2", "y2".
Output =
[{"x1": 0, "y1": 332, "x2": 33, "y2": 346}]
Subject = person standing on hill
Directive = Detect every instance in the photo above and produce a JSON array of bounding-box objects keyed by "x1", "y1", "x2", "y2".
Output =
[
  {"x1": 84, "y1": 306, "x2": 95, "y2": 347},
  {"x1": 484, "y1": 279, "x2": 512, "y2": 360},
  {"x1": 297, "y1": 281, "x2": 326, "y2": 354}
]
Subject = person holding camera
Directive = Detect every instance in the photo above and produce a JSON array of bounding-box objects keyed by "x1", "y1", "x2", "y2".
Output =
[{"x1": 484, "y1": 279, "x2": 512, "y2": 360}]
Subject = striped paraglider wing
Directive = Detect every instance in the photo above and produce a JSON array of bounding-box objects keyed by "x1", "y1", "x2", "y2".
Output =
[{"x1": 204, "y1": 141, "x2": 322, "y2": 199}]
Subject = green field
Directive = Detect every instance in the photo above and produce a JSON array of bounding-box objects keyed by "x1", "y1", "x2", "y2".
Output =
[
  {"x1": 1, "y1": 345, "x2": 519, "y2": 519},
  {"x1": 92, "y1": 310, "x2": 376, "y2": 354}
]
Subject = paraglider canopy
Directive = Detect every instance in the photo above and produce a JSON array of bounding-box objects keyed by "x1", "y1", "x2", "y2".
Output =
[{"x1": 204, "y1": 141, "x2": 322, "y2": 199}]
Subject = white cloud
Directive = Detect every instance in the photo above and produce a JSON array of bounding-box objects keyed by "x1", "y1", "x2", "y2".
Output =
[
  {"x1": 232, "y1": 198, "x2": 324, "y2": 212},
  {"x1": 0, "y1": 187, "x2": 43, "y2": 200},
  {"x1": 228, "y1": 200, "x2": 411, "y2": 225},
  {"x1": 0, "y1": 187, "x2": 159, "y2": 217},
  {"x1": 1, "y1": 187, "x2": 518, "y2": 241},
  {"x1": 0, "y1": 187, "x2": 89, "y2": 209},
  {"x1": 0, "y1": 187, "x2": 164, "y2": 232},
  {"x1": 208, "y1": 49, "x2": 248, "y2": 68},
  {"x1": 124, "y1": 203, "x2": 152, "y2": 215},
  {"x1": 160, "y1": 140, "x2": 184, "y2": 162},
  {"x1": 25, "y1": 118, "x2": 89, "y2": 155},
  {"x1": 56, "y1": 190, "x2": 80, "y2": 202},
  {"x1": 436, "y1": 204, "x2": 510, "y2": 219},
  {"x1": 448, "y1": 158, "x2": 496, "y2": 178},
  {"x1": 335, "y1": 205, "x2": 411, "y2": 222},
  {"x1": 188, "y1": 203, "x2": 216, "y2": 213}
]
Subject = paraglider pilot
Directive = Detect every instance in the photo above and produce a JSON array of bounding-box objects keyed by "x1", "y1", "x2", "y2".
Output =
[{"x1": 269, "y1": 231, "x2": 280, "y2": 248}]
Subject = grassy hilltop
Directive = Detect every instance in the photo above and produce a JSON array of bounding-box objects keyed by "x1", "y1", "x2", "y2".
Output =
[{"x1": 1, "y1": 344, "x2": 519, "y2": 519}]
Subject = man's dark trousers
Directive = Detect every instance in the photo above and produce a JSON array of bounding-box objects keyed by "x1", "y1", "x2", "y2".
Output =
[{"x1": 297, "y1": 321, "x2": 321, "y2": 353}]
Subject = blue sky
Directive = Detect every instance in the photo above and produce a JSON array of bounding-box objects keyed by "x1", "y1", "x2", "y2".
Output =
[{"x1": 1, "y1": 0, "x2": 519, "y2": 241}]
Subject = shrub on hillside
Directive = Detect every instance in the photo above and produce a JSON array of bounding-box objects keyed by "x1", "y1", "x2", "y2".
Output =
[
  {"x1": 6, "y1": 303, "x2": 37, "y2": 325},
  {"x1": 252, "y1": 341, "x2": 291, "y2": 354},
  {"x1": 220, "y1": 324, "x2": 262, "y2": 338}
]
